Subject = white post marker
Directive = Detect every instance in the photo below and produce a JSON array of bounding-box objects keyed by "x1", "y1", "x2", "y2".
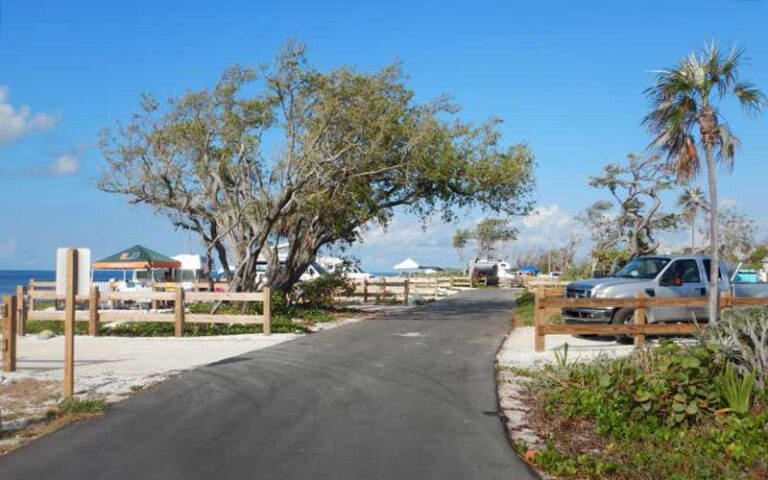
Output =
[{"x1": 56, "y1": 247, "x2": 91, "y2": 397}]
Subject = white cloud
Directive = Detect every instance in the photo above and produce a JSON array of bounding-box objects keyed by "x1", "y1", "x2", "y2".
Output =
[
  {"x1": 53, "y1": 153, "x2": 79, "y2": 175},
  {"x1": 0, "y1": 86, "x2": 56, "y2": 144},
  {"x1": 346, "y1": 204, "x2": 587, "y2": 272},
  {"x1": 0, "y1": 238, "x2": 18, "y2": 256},
  {"x1": 512, "y1": 204, "x2": 587, "y2": 254},
  {"x1": 719, "y1": 197, "x2": 738, "y2": 210}
]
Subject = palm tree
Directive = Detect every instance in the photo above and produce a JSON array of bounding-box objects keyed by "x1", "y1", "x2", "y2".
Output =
[
  {"x1": 644, "y1": 43, "x2": 764, "y2": 322},
  {"x1": 677, "y1": 187, "x2": 709, "y2": 251}
]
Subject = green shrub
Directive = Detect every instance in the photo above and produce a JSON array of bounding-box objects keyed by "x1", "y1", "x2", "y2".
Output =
[
  {"x1": 707, "y1": 308, "x2": 768, "y2": 390},
  {"x1": 299, "y1": 274, "x2": 355, "y2": 307},
  {"x1": 716, "y1": 362, "x2": 755, "y2": 415},
  {"x1": 26, "y1": 320, "x2": 90, "y2": 335},
  {"x1": 100, "y1": 319, "x2": 308, "y2": 336},
  {"x1": 513, "y1": 290, "x2": 535, "y2": 326},
  {"x1": 299, "y1": 308, "x2": 335, "y2": 324},
  {"x1": 542, "y1": 342, "x2": 724, "y2": 434},
  {"x1": 57, "y1": 398, "x2": 106, "y2": 415},
  {"x1": 529, "y1": 341, "x2": 768, "y2": 479}
]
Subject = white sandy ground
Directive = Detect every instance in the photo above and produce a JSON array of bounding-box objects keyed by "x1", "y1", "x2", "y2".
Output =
[
  {"x1": 2, "y1": 333, "x2": 302, "y2": 401},
  {"x1": 496, "y1": 326, "x2": 637, "y2": 369}
]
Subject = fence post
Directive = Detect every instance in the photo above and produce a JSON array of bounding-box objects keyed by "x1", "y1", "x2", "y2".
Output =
[
  {"x1": 434, "y1": 277, "x2": 439, "y2": 299},
  {"x1": 89, "y1": 285, "x2": 100, "y2": 336},
  {"x1": 363, "y1": 278, "x2": 368, "y2": 303},
  {"x1": 2, "y1": 295, "x2": 17, "y2": 372},
  {"x1": 28, "y1": 279, "x2": 35, "y2": 312},
  {"x1": 720, "y1": 292, "x2": 732, "y2": 311},
  {"x1": 450, "y1": 277, "x2": 455, "y2": 288},
  {"x1": 403, "y1": 279, "x2": 410, "y2": 305},
  {"x1": 634, "y1": 292, "x2": 646, "y2": 348},
  {"x1": 16, "y1": 285, "x2": 27, "y2": 336},
  {"x1": 174, "y1": 288, "x2": 185, "y2": 337},
  {"x1": 64, "y1": 249, "x2": 77, "y2": 398},
  {"x1": 534, "y1": 286, "x2": 545, "y2": 352},
  {"x1": 262, "y1": 286, "x2": 271, "y2": 336},
  {"x1": 382, "y1": 277, "x2": 387, "y2": 302}
]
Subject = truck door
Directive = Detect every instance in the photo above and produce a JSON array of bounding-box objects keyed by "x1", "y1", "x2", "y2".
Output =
[{"x1": 654, "y1": 259, "x2": 705, "y2": 322}]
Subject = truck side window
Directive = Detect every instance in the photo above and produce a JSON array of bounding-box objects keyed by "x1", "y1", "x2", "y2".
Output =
[
  {"x1": 702, "y1": 260, "x2": 723, "y2": 282},
  {"x1": 660, "y1": 260, "x2": 700, "y2": 285}
]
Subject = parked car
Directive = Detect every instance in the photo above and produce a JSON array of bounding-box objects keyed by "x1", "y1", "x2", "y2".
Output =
[{"x1": 562, "y1": 254, "x2": 768, "y2": 339}]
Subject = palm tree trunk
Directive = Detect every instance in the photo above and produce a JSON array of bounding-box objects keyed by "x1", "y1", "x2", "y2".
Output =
[
  {"x1": 691, "y1": 214, "x2": 696, "y2": 251},
  {"x1": 705, "y1": 148, "x2": 720, "y2": 322}
]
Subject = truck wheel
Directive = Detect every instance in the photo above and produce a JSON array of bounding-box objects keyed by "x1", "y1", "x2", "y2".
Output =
[{"x1": 611, "y1": 308, "x2": 635, "y2": 344}]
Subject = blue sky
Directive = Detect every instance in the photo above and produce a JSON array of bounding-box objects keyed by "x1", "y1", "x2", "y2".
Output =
[{"x1": 1, "y1": 0, "x2": 767, "y2": 271}]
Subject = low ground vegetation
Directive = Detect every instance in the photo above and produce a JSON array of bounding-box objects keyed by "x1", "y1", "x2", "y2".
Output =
[
  {"x1": 513, "y1": 290, "x2": 535, "y2": 326},
  {"x1": 515, "y1": 309, "x2": 768, "y2": 479},
  {"x1": 512, "y1": 290, "x2": 562, "y2": 327},
  {"x1": 1, "y1": 394, "x2": 106, "y2": 455}
]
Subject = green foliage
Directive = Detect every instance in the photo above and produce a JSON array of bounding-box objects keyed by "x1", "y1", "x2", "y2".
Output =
[
  {"x1": 299, "y1": 308, "x2": 335, "y2": 324},
  {"x1": 452, "y1": 228, "x2": 473, "y2": 266},
  {"x1": 26, "y1": 320, "x2": 89, "y2": 335},
  {"x1": 532, "y1": 438, "x2": 617, "y2": 478},
  {"x1": 100, "y1": 319, "x2": 309, "y2": 336},
  {"x1": 512, "y1": 290, "x2": 535, "y2": 326},
  {"x1": 746, "y1": 243, "x2": 768, "y2": 270},
  {"x1": 591, "y1": 248, "x2": 631, "y2": 277},
  {"x1": 582, "y1": 154, "x2": 679, "y2": 263},
  {"x1": 545, "y1": 342, "x2": 723, "y2": 432},
  {"x1": 99, "y1": 41, "x2": 536, "y2": 294},
  {"x1": 57, "y1": 398, "x2": 106, "y2": 415},
  {"x1": 299, "y1": 274, "x2": 355, "y2": 307},
  {"x1": 707, "y1": 308, "x2": 768, "y2": 389},
  {"x1": 473, "y1": 218, "x2": 517, "y2": 258},
  {"x1": 528, "y1": 341, "x2": 768, "y2": 479},
  {"x1": 512, "y1": 290, "x2": 561, "y2": 327},
  {"x1": 553, "y1": 343, "x2": 572, "y2": 369},
  {"x1": 716, "y1": 363, "x2": 755, "y2": 415},
  {"x1": 560, "y1": 262, "x2": 593, "y2": 281}
]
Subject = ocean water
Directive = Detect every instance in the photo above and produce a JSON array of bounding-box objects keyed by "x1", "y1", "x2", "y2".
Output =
[{"x1": 0, "y1": 270, "x2": 127, "y2": 297}]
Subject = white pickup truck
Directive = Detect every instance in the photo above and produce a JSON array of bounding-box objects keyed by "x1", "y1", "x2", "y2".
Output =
[{"x1": 563, "y1": 254, "x2": 768, "y2": 330}]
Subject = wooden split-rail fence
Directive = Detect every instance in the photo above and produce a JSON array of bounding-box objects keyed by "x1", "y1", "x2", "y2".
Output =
[
  {"x1": 341, "y1": 276, "x2": 480, "y2": 304},
  {"x1": 532, "y1": 286, "x2": 768, "y2": 352},
  {"x1": 2, "y1": 284, "x2": 272, "y2": 372}
]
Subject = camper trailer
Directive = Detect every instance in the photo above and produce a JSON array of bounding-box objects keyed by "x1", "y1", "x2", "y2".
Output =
[{"x1": 470, "y1": 260, "x2": 499, "y2": 286}]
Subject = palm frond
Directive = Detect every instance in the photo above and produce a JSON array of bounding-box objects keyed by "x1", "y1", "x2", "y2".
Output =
[
  {"x1": 733, "y1": 80, "x2": 765, "y2": 115},
  {"x1": 716, "y1": 123, "x2": 741, "y2": 170},
  {"x1": 643, "y1": 42, "x2": 762, "y2": 182}
]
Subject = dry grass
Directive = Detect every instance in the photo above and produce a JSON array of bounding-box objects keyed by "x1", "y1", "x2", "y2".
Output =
[{"x1": 1, "y1": 378, "x2": 105, "y2": 455}]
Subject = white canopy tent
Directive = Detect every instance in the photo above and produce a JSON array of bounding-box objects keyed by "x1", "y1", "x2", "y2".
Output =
[{"x1": 393, "y1": 258, "x2": 420, "y2": 271}]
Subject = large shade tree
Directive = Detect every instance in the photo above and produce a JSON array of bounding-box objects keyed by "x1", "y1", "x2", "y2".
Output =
[
  {"x1": 585, "y1": 153, "x2": 679, "y2": 259},
  {"x1": 98, "y1": 43, "x2": 535, "y2": 292},
  {"x1": 644, "y1": 43, "x2": 764, "y2": 321}
]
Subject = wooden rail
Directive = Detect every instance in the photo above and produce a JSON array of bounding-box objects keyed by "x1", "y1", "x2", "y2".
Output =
[
  {"x1": 343, "y1": 276, "x2": 481, "y2": 304},
  {"x1": 20, "y1": 284, "x2": 271, "y2": 340},
  {"x1": 532, "y1": 287, "x2": 766, "y2": 352}
]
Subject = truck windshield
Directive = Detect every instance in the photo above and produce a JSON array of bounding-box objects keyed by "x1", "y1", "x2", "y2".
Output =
[{"x1": 614, "y1": 257, "x2": 670, "y2": 279}]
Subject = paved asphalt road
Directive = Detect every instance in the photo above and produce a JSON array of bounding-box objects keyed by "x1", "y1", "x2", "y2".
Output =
[{"x1": 1, "y1": 289, "x2": 538, "y2": 480}]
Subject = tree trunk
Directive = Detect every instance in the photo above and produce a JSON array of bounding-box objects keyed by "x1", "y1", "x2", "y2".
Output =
[
  {"x1": 705, "y1": 148, "x2": 720, "y2": 323},
  {"x1": 691, "y1": 212, "x2": 696, "y2": 252}
]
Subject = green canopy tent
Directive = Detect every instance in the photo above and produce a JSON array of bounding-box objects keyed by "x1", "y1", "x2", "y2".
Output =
[{"x1": 92, "y1": 244, "x2": 181, "y2": 271}]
